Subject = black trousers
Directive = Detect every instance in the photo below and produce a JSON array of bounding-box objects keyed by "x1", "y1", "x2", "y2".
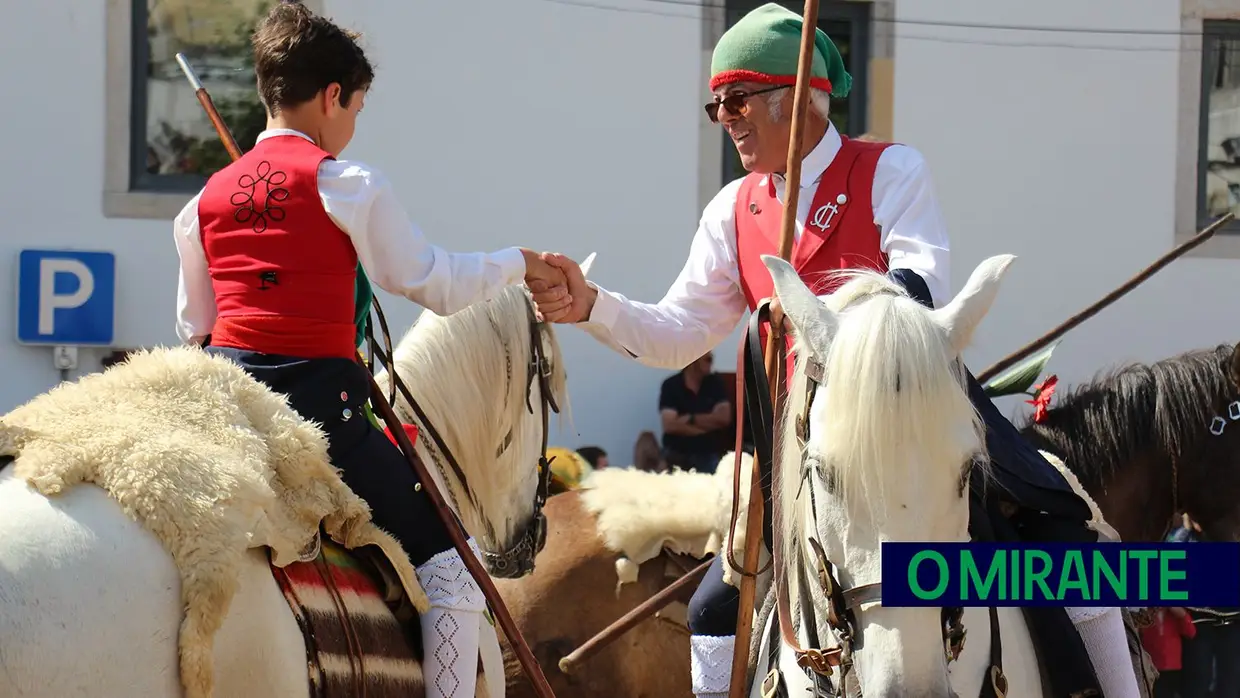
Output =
[{"x1": 206, "y1": 346, "x2": 454, "y2": 567}]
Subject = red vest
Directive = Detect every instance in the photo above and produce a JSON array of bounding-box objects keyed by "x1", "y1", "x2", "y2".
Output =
[
  {"x1": 734, "y1": 136, "x2": 894, "y2": 372},
  {"x1": 198, "y1": 135, "x2": 359, "y2": 359}
]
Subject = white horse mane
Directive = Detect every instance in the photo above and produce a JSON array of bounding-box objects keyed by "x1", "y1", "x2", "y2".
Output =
[
  {"x1": 775, "y1": 267, "x2": 989, "y2": 560},
  {"x1": 377, "y1": 285, "x2": 570, "y2": 553}
]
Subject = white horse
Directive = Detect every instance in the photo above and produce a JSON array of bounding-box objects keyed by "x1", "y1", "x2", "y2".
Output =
[
  {"x1": 0, "y1": 284, "x2": 569, "y2": 698},
  {"x1": 750, "y1": 254, "x2": 1045, "y2": 697}
]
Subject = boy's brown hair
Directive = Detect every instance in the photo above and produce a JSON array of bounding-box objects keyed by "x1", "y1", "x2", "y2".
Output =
[{"x1": 251, "y1": 1, "x2": 374, "y2": 114}]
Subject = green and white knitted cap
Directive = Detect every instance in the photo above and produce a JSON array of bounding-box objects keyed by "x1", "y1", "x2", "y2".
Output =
[{"x1": 709, "y1": 2, "x2": 852, "y2": 99}]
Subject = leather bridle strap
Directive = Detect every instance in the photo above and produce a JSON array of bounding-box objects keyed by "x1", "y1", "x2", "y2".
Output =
[{"x1": 726, "y1": 301, "x2": 779, "y2": 578}]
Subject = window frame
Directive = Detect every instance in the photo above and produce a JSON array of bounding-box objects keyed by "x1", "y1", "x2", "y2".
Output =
[
  {"x1": 103, "y1": 0, "x2": 322, "y2": 220},
  {"x1": 1196, "y1": 19, "x2": 1240, "y2": 234},
  {"x1": 718, "y1": 0, "x2": 873, "y2": 188}
]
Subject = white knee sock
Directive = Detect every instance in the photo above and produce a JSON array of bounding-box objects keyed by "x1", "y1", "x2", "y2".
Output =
[
  {"x1": 691, "y1": 634, "x2": 735, "y2": 698},
  {"x1": 416, "y1": 538, "x2": 486, "y2": 698},
  {"x1": 1068, "y1": 606, "x2": 1141, "y2": 698}
]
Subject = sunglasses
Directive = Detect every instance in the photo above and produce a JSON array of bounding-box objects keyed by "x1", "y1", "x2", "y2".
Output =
[{"x1": 703, "y1": 85, "x2": 790, "y2": 124}]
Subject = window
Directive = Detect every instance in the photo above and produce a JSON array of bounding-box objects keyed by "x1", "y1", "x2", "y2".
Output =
[
  {"x1": 104, "y1": 0, "x2": 304, "y2": 218},
  {"x1": 1198, "y1": 20, "x2": 1240, "y2": 230},
  {"x1": 133, "y1": 0, "x2": 274, "y2": 191},
  {"x1": 720, "y1": 1, "x2": 871, "y2": 187}
]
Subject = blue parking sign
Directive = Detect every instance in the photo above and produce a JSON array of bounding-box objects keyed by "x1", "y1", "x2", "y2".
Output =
[{"x1": 17, "y1": 249, "x2": 116, "y2": 345}]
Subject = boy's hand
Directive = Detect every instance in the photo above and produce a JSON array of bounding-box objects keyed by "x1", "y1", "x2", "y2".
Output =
[
  {"x1": 520, "y1": 249, "x2": 571, "y2": 320},
  {"x1": 529, "y1": 253, "x2": 595, "y2": 323}
]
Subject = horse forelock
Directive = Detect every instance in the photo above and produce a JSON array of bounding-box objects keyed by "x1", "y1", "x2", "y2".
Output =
[
  {"x1": 1022, "y1": 343, "x2": 1238, "y2": 493},
  {"x1": 775, "y1": 286, "x2": 986, "y2": 576},
  {"x1": 384, "y1": 285, "x2": 570, "y2": 551}
]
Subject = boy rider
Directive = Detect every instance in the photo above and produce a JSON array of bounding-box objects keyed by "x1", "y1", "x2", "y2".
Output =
[{"x1": 172, "y1": 4, "x2": 572, "y2": 696}]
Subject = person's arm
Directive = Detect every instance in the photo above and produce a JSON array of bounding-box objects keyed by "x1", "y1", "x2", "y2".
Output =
[
  {"x1": 661, "y1": 408, "x2": 709, "y2": 436},
  {"x1": 873, "y1": 145, "x2": 951, "y2": 310},
  {"x1": 172, "y1": 191, "x2": 217, "y2": 345},
  {"x1": 570, "y1": 180, "x2": 750, "y2": 371},
  {"x1": 695, "y1": 376, "x2": 734, "y2": 430},
  {"x1": 318, "y1": 159, "x2": 562, "y2": 316},
  {"x1": 659, "y1": 378, "x2": 709, "y2": 436}
]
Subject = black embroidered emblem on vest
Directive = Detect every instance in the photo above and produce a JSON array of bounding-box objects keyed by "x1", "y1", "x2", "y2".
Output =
[
  {"x1": 258, "y1": 271, "x2": 279, "y2": 290},
  {"x1": 230, "y1": 160, "x2": 289, "y2": 233}
]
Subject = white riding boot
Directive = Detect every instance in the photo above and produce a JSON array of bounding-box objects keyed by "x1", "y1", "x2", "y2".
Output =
[
  {"x1": 1067, "y1": 606, "x2": 1141, "y2": 697},
  {"x1": 416, "y1": 538, "x2": 487, "y2": 698},
  {"x1": 691, "y1": 633, "x2": 735, "y2": 698}
]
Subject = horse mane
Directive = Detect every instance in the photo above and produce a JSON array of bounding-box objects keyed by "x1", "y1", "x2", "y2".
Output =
[
  {"x1": 1020, "y1": 343, "x2": 1237, "y2": 492},
  {"x1": 379, "y1": 285, "x2": 570, "y2": 548},
  {"x1": 775, "y1": 269, "x2": 986, "y2": 545}
]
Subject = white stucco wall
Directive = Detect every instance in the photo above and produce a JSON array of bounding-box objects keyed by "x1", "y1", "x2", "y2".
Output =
[
  {"x1": 5, "y1": 0, "x2": 1230, "y2": 465},
  {"x1": 892, "y1": 0, "x2": 1238, "y2": 419},
  {"x1": 0, "y1": 0, "x2": 707, "y2": 466}
]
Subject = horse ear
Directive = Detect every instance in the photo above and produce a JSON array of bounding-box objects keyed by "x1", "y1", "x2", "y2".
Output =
[
  {"x1": 579, "y1": 252, "x2": 597, "y2": 280},
  {"x1": 761, "y1": 254, "x2": 837, "y2": 349},
  {"x1": 930, "y1": 254, "x2": 1016, "y2": 354}
]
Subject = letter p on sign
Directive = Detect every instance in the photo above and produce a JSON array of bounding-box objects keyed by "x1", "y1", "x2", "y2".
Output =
[{"x1": 17, "y1": 250, "x2": 116, "y2": 346}]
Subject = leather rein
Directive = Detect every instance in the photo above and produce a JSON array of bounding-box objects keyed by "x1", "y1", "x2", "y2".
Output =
[
  {"x1": 725, "y1": 301, "x2": 1007, "y2": 698},
  {"x1": 364, "y1": 296, "x2": 559, "y2": 576}
]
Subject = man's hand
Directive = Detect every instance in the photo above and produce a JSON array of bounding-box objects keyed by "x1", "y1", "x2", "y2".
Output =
[
  {"x1": 528, "y1": 252, "x2": 596, "y2": 323},
  {"x1": 765, "y1": 297, "x2": 794, "y2": 333},
  {"x1": 520, "y1": 249, "x2": 571, "y2": 320}
]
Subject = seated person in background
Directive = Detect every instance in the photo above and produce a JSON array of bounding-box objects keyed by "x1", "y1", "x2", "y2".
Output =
[
  {"x1": 633, "y1": 431, "x2": 669, "y2": 473},
  {"x1": 658, "y1": 353, "x2": 731, "y2": 473},
  {"x1": 576, "y1": 445, "x2": 609, "y2": 470}
]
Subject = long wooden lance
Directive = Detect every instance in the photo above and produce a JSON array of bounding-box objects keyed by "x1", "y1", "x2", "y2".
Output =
[
  {"x1": 975, "y1": 212, "x2": 1234, "y2": 384},
  {"x1": 729, "y1": 1, "x2": 820, "y2": 695},
  {"x1": 557, "y1": 556, "x2": 713, "y2": 674},
  {"x1": 173, "y1": 53, "x2": 557, "y2": 698}
]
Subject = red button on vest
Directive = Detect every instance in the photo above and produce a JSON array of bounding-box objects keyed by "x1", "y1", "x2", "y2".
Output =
[{"x1": 198, "y1": 135, "x2": 359, "y2": 359}]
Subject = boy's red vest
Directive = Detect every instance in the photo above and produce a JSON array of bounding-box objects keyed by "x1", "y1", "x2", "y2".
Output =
[
  {"x1": 198, "y1": 135, "x2": 359, "y2": 359},
  {"x1": 734, "y1": 136, "x2": 894, "y2": 372}
]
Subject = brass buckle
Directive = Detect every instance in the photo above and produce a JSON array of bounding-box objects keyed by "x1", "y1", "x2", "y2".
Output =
[
  {"x1": 761, "y1": 669, "x2": 781, "y2": 698},
  {"x1": 796, "y1": 649, "x2": 836, "y2": 677}
]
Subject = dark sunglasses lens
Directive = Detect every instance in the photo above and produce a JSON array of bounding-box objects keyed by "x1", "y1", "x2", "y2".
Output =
[{"x1": 705, "y1": 95, "x2": 747, "y2": 123}]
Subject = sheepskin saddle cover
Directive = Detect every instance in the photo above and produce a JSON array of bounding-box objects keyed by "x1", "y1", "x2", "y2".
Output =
[{"x1": 0, "y1": 345, "x2": 429, "y2": 698}]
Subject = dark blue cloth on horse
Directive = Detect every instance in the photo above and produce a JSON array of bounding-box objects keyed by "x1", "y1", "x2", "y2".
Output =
[
  {"x1": 889, "y1": 268, "x2": 1093, "y2": 524},
  {"x1": 204, "y1": 345, "x2": 455, "y2": 566}
]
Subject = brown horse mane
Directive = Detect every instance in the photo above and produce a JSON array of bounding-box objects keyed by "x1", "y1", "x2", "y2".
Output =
[{"x1": 1019, "y1": 343, "x2": 1238, "y2": 492}]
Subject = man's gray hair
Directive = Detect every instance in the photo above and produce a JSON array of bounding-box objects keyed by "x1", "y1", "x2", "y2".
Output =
[{"x1": 767, "y1": 87, "x2": 830, "y2": 123}]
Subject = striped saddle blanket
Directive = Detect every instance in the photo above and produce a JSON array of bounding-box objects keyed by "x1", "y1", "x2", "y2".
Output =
[{"x1": 270, "y1": 536, "x2": 427, "y2": 697}]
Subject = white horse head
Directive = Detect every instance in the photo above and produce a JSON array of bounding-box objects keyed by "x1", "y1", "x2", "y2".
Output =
[
  {"x1": 765, "y1": 254, "x2": 1014, "y2": 695},
  {"x1": 378, "y1": 284, "x2": 571, "y2": 578}
]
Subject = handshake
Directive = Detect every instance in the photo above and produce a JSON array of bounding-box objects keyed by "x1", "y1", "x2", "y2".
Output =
[{"x1": 518, "y1": 249, "x2": 595, "y2": 324}]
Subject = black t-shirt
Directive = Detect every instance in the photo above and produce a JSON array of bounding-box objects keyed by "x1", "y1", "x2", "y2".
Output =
[{"x1": 659, "y1": 372, "x2": 730, "y2": 455}]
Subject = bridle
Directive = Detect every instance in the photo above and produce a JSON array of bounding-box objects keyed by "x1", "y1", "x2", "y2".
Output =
[
  {"x1": 729, "y1": 300, "x2": 1007, "y2": 698},
  {"x1": 365, "y1": 295, "x2": 560, "y2": 578}
]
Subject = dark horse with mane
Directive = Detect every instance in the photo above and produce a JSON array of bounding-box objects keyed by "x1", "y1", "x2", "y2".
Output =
[{"x1": 1018, "y1": 342, "x2": 1240, "y2": 543}]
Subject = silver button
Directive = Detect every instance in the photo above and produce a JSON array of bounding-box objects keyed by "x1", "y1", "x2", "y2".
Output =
[{"x1": 341, "y1": 408, "x2": 353, "y2": 421}]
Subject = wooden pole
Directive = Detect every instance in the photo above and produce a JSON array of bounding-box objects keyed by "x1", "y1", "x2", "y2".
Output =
[
  {"x1": 174, "y1": 53, "x2": 557, "y2": 698},
  {"x1": 729, "y1": 2, "x2": 820, "y2": 696},
  {"x1": 975, "y1": 212, "x2": 1234, "y2": 384},
  {"x1": 557, "y1": 557, "x2": 713, "y2": 674}
]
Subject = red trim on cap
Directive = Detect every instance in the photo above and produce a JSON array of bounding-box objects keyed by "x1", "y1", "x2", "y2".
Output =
[{"x1": 708, "y1": 69, "x2": 833, "y2": 94}]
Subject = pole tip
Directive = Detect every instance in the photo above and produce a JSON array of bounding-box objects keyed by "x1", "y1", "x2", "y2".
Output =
[
  {"x1": 558, "y1": 656, "x2": 576, "y2": 674},
  {"x1": 174, "y1": 53, "x2": 205, "y2": 91}
]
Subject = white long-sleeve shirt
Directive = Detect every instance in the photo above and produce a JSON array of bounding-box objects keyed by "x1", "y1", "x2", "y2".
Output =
[
  {"x1": 577, "y1": 122, "x2": 951, "y2": 371},
  {"x1": 173, "y1": 128, "x2": 526, "y2": 344}
]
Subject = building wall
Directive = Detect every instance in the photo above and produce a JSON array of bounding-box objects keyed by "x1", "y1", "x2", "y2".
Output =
[
  {"x1": 891, "y1": 0, "x2": 1239, "y2": 418},
  {"x1": 0, "y1": 0, "x2": 708, "y2": 466},
  {"x1": 4, "y1": 0, "x2": 1235, "y2": 464}
]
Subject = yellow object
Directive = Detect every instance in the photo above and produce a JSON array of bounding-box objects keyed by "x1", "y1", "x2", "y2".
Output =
[{"x1": 546, "y1": 447, "x2": 593, "y2": 492}]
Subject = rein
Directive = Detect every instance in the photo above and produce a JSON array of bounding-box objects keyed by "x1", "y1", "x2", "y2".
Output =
[
  {"x1": 363, "y1": 296, "x2": 559, "y2": 576},
  {"x1": 732, "y1": 300, "x2": 1007, "y2": 698}
]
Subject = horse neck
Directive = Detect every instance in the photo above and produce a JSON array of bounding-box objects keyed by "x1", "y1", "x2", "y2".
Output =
[{"x1": 390, "y1": 291, "x2": 559, "y2": 549}]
